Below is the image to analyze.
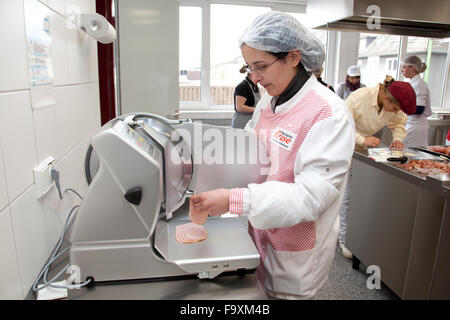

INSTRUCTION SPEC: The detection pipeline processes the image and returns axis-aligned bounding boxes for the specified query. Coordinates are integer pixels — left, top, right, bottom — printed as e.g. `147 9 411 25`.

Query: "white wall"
117 0 179 117
0 0 101 299
330 31 360 88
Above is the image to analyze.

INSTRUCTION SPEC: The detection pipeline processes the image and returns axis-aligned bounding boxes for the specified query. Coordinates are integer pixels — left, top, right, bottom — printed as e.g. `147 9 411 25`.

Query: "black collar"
271 64 310 112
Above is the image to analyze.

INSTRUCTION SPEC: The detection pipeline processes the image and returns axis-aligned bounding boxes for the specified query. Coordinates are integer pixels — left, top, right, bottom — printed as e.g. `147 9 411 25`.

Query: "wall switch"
33 156 56 199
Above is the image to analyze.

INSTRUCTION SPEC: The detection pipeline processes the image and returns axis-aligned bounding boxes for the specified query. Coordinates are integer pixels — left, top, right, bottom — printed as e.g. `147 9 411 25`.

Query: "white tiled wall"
0 92 38 201
10 187 49 296
0 0 101 299
0 0 29 92
0 143 9 212
0 208 23 299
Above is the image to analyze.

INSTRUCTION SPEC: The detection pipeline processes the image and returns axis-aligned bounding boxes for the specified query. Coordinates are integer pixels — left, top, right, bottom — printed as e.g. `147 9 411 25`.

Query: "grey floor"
314 244 399 300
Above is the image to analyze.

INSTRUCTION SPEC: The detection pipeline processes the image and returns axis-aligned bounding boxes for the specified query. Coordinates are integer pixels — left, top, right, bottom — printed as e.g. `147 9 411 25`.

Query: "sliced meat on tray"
428 146 450 155
176 223 208 244
397 159 450 175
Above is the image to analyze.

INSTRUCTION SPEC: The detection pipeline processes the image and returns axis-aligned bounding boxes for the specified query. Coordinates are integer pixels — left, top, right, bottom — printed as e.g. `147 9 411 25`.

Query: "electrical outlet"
33 156 56 199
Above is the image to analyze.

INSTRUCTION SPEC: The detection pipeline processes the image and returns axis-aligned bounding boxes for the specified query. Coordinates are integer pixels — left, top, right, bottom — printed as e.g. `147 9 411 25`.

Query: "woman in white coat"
401 55 431 147
189 12 355 300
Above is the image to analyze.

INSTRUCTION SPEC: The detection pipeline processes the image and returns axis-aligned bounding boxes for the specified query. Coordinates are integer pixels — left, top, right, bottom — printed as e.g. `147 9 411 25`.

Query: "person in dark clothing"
311 66 334 92
336 65 366 99
231 65 261 129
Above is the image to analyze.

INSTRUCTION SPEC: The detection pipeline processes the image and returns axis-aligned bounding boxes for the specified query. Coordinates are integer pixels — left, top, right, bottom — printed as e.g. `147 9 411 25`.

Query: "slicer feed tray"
154 217 259 273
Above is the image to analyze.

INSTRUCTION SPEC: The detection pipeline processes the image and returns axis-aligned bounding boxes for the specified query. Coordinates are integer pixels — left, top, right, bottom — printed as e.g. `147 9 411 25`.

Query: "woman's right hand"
189 189 230 225
363 136 380 148
189 197 208 225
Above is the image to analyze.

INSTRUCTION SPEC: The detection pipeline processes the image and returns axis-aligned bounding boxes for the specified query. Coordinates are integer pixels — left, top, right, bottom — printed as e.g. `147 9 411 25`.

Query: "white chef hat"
347 65 361 77
238 11 325 71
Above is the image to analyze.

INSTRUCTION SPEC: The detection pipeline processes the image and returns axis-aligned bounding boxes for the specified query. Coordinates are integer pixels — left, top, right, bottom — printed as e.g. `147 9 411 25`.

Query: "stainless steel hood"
307 0 450 38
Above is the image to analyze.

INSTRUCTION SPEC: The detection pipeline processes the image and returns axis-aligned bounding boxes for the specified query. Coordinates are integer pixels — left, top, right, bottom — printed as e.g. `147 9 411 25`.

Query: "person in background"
232 66 261 128
311 66 334 92
189 11 355 300
336 65 366 100
338 75 416 259
401 55 432 147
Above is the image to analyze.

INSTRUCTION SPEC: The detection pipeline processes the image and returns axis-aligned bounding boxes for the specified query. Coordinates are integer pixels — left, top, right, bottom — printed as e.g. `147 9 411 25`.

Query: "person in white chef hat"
336 65 366 100
189 11 355 300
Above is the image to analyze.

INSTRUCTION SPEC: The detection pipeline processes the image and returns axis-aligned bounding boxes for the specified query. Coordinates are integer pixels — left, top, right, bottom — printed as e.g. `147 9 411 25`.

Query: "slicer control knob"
124 187 142 205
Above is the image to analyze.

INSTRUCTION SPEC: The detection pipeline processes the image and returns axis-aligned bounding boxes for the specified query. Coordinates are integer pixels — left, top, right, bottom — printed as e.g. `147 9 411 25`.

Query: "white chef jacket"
403 74 431 147
228 75 355 299
345 84 408 147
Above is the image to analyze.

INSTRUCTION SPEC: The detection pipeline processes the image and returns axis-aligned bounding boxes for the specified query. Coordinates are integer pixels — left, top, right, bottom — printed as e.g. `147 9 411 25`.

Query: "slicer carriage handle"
185 190 195 197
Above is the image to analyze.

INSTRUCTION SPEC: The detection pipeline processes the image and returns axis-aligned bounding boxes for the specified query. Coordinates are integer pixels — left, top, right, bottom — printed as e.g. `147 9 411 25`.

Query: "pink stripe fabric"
229 188 245 216
248 89 333 283
256 90 333 183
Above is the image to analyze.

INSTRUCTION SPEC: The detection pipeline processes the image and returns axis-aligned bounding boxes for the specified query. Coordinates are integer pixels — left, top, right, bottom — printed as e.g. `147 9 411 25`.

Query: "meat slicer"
69 113 269 283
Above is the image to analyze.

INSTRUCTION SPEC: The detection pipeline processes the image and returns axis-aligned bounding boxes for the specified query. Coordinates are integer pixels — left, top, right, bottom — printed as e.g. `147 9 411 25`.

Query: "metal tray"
154 217 259 277
368 147 441 162
413 146 450 160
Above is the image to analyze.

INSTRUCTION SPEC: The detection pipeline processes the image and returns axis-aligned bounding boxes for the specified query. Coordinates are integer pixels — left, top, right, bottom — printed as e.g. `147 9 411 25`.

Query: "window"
289 13 328 76
358 33 450 108
385 58 397 73
358 33 401 87
179 2 329 109
210 4 270 105
405 37 450 108
179 6 202 102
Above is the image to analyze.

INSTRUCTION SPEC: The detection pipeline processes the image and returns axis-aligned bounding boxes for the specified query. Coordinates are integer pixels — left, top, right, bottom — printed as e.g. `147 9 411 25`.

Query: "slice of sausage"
176 223 208 244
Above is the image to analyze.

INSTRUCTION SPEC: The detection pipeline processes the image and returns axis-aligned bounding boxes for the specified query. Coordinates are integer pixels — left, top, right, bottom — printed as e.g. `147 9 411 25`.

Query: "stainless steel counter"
346 150 450 299
428 117 450 145
356 149 450 195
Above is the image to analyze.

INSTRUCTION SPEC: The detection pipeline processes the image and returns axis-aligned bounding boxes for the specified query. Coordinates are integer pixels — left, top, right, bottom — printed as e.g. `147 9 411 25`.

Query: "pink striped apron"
250 90 333 285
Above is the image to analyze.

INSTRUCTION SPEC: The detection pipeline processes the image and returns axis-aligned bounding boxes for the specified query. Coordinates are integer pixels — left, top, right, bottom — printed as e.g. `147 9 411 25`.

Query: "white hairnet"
238 11 325 70
401 55 427 73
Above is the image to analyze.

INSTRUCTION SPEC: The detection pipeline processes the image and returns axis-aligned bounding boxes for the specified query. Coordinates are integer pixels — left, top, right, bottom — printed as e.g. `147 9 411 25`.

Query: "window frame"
179 2 450 111
179 1 211 110
362 34 450 109
385 57 397 73
400 36 450 109
178 0 317 111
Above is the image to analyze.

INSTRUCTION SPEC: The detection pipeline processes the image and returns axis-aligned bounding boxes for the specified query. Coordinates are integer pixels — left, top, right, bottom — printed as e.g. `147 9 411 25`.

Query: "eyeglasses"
245 57 281 75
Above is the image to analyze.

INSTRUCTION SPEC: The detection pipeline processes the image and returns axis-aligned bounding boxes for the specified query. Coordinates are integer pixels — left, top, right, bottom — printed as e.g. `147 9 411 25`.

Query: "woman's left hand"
189 189 230 219
389 140 404 150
